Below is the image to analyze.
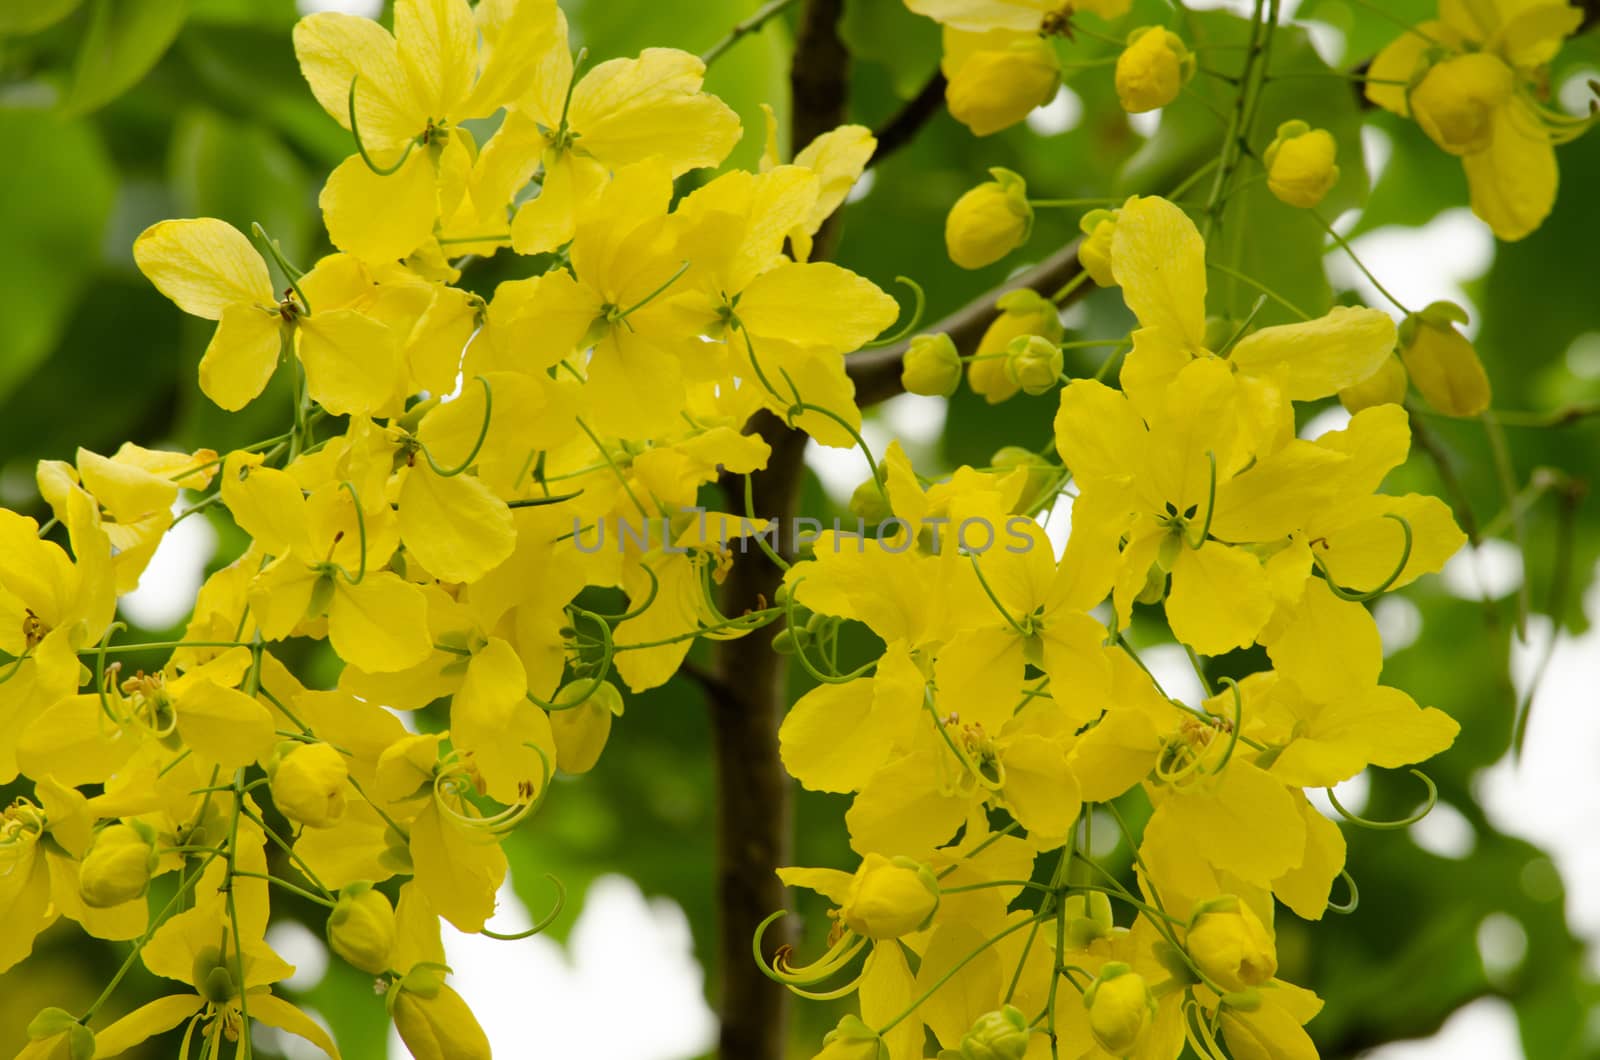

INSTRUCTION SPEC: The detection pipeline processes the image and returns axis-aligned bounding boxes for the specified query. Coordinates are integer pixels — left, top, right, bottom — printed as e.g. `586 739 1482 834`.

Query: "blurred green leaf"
0 109 115 405
61 0 189 115
841 0 940 99
169 107 313 263
0 0 85 36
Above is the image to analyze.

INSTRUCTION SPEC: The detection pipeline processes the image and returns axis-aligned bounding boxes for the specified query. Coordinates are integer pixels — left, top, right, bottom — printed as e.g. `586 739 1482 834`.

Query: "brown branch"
847 237 1086 408
707 4 851 1059
869 70 947 167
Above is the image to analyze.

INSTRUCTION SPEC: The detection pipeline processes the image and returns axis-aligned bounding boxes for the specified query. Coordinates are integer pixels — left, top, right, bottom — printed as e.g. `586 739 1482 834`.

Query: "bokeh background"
2 0 1599 1056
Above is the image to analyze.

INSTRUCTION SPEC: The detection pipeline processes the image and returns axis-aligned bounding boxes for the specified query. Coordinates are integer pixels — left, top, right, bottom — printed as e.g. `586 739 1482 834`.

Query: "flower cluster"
0 0 1588 1058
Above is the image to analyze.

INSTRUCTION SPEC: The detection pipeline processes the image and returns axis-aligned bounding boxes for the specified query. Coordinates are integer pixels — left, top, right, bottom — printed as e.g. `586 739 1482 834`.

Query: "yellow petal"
1168 542 1272 655
133 218 274 319
1110 195 1207 352
1264 576 1382 701
570 48 740 174
1318 493 1465 592
847 750 969 856
16 694 138 787
176 680 277 769
451 639 554 805
298 308 402 416
999 733 1080 841
1208 440 1347 543
1273 793 1348 920
199 302 284 411
320 150 439 263
328 572 433 673
737 261 900 353
1228 306 1397 401
1154 761 1306 883
293 12 420 145
395 0 475 119
249 993 343 1059
398 468 515 584
410 799 505 932
221 452 309 559
1463 97 1558 241
93 995 206 1059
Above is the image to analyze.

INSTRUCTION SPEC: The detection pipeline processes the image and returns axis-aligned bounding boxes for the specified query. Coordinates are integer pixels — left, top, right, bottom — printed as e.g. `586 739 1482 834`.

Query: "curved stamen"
347 76 418 177
1316 512 1413 601
1326 768 1437 830
861 276 927 350
417 376 493 478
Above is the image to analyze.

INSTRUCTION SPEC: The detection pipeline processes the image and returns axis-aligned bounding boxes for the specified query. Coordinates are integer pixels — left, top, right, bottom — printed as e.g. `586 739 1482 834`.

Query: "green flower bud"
841 853 940 939
1004 334 1063 396
25 1008 95 1060
1084 962 1156 1055
192 945 238 1003
78 822 156 908
391 983 492 1060
269 741 349 828
958 1005 1029 1060
849 478 893 524
328 883 397 975
946 167 1033 270
970 289 1062 404
901 333 963 397
1063 891 1115 949
1187 895 1278 992
816 1014 889 1060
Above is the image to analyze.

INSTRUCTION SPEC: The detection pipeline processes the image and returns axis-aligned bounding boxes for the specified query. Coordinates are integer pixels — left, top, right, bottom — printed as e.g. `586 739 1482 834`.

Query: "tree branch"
869 70 947 168
847 237 1086 408
707 4 851 1059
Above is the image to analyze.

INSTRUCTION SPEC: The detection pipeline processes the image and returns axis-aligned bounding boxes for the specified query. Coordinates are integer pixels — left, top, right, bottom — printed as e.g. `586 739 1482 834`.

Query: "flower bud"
192 945 238 1003
24 1008 95 1060
269 741 349 828
1004 335 1063 396
1399 302 1490 417
1186 895 1278 992
391 983 492 1060
1077 209 1119 287
1063 890 1115 948
849 477 892 524
840 853 940 939
946 34 1060 137
1115 27 1192 113
1339 354 1408 413
946 168 1033 270
816 1015 888 1060
550 679 624 775
1409 52 1514 156
328 883 397 975
1084 962 1155 1055
971 289 1063 404
901 333 963 397
1264 120 1340 208
78 822 156 908
957 1005 1029 1060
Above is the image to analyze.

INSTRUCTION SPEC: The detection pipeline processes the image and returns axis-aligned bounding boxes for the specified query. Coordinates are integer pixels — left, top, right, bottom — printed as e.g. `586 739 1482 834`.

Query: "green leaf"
0 0 84 36
60 0 190 116
169 107 313 265
841 0 941 100
0 110 115 406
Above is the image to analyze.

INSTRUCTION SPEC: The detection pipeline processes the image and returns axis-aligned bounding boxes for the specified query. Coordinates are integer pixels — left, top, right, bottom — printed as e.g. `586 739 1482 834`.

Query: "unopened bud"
328 883 397 975
25 1008 95 1060
945 35 1060 137
390 983 492 1060
1187 895 1278 992
269 741 349 828
902 333 963 397
1084 962 1156 1055
1078 209 1119 287
1116 26 1192 113
549 679 624 775
816 1014 888 1060
1264 120 1340 208
1410 53 1514 156
79 822 156 908
840 853 939 939
1399 302 1490 417
971 289 1062 404
1005 335 1063 396
958 1004 1029 1060
946 168 1033 270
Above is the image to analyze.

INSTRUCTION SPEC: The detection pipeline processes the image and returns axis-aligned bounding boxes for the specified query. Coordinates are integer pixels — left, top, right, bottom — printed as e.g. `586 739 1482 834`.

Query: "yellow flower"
1084 962 1155 1054
902 333 964 397
20 1009 95 1060
955 1005 1030 1059
1187 895 1278 993
840 853 940 939
1264 120 1340 208
1399 301 1491 416
1115 26 1191 113
1367 0 1586 240
270 741 350 828
946 167 1033 269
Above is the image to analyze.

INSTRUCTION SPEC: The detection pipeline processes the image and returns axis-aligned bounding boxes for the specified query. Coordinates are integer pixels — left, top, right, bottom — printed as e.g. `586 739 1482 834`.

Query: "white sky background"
114 2 1588 1056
